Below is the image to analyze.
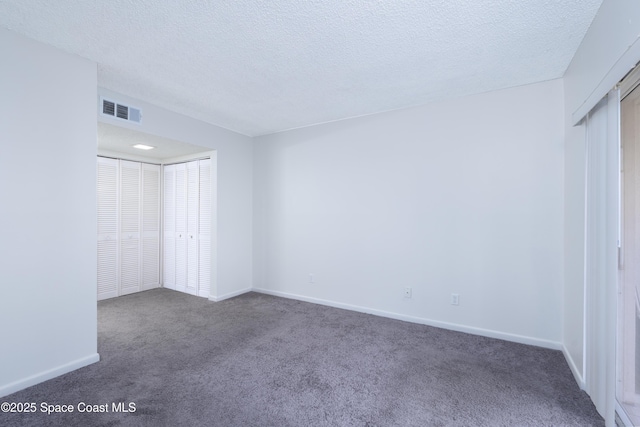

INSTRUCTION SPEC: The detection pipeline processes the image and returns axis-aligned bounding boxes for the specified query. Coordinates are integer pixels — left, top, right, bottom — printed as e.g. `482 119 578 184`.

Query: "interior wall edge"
563 344 586 390
565 1 640 125
162 150 216 165
571 35 640 125
251 287 563 351
208 287 252 302
97 150 162 165
0 353 100 398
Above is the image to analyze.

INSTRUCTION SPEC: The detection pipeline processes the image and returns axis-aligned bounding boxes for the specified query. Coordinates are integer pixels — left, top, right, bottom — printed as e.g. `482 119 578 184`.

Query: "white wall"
254 79 565 347
563 0 640 389
0 28 99 396
98 88 253 300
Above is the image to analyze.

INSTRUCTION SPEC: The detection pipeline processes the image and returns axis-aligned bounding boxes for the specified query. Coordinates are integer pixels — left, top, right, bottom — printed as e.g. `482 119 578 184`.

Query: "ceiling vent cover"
101 98 142 124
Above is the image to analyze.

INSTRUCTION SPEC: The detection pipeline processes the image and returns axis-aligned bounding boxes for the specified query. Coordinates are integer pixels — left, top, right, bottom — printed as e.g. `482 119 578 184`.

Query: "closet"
163 159 211 298
97 157 160 300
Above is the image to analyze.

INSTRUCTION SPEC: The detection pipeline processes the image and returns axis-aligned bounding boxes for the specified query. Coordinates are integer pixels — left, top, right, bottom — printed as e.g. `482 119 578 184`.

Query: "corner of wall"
562 344 586 390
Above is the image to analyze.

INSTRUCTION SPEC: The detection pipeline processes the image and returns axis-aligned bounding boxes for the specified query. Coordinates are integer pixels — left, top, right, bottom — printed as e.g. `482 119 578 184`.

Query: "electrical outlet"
451 293 459 305
308 273 314 284
404 287 412 298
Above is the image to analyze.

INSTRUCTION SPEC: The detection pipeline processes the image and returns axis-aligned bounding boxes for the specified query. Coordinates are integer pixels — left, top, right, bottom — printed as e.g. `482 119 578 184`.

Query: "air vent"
102 100 115 116
116 104 128 120
100 98 142 124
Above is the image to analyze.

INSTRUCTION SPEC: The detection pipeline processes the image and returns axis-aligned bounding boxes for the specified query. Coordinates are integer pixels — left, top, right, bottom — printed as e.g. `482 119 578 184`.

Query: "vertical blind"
584 89 619 426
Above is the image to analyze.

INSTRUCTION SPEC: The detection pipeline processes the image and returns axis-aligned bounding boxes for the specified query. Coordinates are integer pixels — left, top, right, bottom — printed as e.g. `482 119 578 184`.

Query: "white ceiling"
97 123 210 161
0 0 602 137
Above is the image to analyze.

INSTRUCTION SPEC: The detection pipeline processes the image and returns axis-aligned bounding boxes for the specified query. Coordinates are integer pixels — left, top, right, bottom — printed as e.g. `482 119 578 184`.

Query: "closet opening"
97 122 217 302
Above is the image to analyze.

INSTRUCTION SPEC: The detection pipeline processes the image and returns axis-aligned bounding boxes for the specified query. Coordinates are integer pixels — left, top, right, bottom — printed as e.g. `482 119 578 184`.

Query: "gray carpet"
1 289 603 426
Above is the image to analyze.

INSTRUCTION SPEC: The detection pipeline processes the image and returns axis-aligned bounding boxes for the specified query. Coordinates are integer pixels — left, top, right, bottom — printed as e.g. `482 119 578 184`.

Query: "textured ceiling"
0 0 602 136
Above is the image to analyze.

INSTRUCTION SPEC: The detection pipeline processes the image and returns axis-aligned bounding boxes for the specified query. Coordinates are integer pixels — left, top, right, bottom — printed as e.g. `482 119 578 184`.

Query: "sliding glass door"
619 82 640 426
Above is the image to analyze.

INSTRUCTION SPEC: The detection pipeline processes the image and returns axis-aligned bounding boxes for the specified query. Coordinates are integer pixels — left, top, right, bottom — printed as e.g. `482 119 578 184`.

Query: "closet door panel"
97 239 118 299
120 239 140 296
198 159 211 298
142 163 160 290
174 163 187 293
163 165 176 290
186 161 199 295
97 157 119 300
119 160 141 295
162 158 213 299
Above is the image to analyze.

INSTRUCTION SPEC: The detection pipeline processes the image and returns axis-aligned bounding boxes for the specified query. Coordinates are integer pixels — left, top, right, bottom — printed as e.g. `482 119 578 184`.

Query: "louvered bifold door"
141 163 160 291
119 160 141 296
174 163 188 293
186 161 199 295
163 164 176 290
97 157 119 300
198 159 212 298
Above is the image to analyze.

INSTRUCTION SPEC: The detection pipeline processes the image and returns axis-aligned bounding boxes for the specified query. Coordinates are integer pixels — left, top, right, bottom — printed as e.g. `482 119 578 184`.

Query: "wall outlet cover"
451 293 460 305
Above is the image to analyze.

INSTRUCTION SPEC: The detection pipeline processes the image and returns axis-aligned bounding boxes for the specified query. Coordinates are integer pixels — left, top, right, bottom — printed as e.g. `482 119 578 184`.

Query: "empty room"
0 1 638 426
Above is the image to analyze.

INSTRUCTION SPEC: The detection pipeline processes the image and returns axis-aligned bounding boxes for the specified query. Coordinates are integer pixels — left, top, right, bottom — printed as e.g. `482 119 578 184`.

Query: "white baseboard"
209 287 252 302
0 353 100 398
251 288 563 350
562 345 586 390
